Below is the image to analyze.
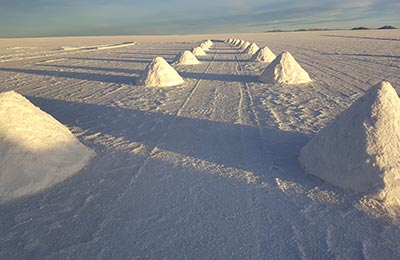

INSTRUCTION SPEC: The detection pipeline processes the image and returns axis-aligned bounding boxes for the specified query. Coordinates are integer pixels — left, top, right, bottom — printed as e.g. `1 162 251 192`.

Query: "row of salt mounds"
300 81 400 207
136 57 185 87
200 42 209 51
244 42 260 55
240 41 251 51
251 47 276 62
0 91 95 201
174 50 200 65
192 46 207 56
201 40 213 50
259 51 312 84
237 40 245 47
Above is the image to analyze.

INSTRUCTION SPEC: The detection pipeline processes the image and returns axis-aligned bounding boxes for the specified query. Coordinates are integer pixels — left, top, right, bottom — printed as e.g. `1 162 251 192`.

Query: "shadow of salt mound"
321 52 400 59
213 51 242 55
198 58 249 63
179 71 259 83
39 64 143 75
69 57 153 64
27 96 310 184
0 67 138 85
210 39 225 43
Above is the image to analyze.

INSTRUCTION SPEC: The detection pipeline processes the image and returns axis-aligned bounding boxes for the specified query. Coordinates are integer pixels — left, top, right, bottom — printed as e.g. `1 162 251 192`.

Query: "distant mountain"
378 25 397 30
351 27 370 30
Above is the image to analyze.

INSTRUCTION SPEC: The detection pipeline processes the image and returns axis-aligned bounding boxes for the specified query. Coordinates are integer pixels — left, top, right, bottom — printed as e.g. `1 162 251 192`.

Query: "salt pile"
251 47 276 62
300 81 400 206
200 42 209 51
244 42 260 55
237 40 245 47
174 50 200 65
239 41 250 52
240 41 251 51
136 56 185 87
192 46 207 56
259 51 312 84
0 91 95 201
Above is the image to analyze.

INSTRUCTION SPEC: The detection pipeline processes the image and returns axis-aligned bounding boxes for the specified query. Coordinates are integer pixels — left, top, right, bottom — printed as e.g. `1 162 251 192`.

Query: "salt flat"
1 30 400 259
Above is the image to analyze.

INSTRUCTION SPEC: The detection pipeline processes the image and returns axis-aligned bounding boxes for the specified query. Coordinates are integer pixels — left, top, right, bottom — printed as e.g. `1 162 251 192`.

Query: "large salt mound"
259 51 312 84
244 42 260 55
251 47 276 62
192 46 207 56
0 91 95 201
136 57 185 87
174 50 200 65
299 81 400 206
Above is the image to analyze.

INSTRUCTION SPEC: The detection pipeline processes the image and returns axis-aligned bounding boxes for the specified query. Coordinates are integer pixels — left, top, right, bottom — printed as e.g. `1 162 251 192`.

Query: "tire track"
117 47 219 200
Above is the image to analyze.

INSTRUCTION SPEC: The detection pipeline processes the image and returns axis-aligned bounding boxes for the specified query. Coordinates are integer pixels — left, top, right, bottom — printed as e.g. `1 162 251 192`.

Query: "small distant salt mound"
240 41 251 51
200 42 209 51
174 50 200 65
300 81 400 206
237 40 245 47
244 42 260 55
227 38 233 44
0 91 95 201
136 57 185 87
259 51 312 84
192 46 207 56
206 40 213 46
251 47 276 62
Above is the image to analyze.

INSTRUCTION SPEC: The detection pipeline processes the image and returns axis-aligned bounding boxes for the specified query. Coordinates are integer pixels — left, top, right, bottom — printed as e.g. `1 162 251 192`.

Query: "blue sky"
1 0 399 37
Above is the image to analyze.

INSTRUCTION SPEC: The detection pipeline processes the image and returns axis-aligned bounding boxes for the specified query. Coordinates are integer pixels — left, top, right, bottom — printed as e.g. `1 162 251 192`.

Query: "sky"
0 0 400 37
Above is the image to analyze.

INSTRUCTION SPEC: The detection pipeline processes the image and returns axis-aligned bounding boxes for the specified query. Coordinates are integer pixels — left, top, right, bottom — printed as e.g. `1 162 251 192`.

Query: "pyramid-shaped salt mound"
259 51 312 84
192 46 207 56
299 81 400 205
237 40 245 47
136 57 185 87
200 42 209 51
174 50 200 65
244 42 260 55
206 40 213 46
240 41 251 51
251 47 276 62
0 91 95 201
